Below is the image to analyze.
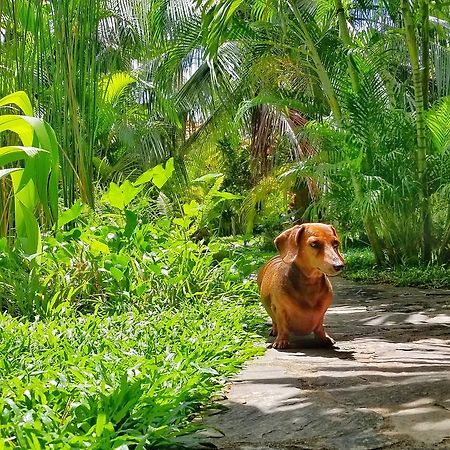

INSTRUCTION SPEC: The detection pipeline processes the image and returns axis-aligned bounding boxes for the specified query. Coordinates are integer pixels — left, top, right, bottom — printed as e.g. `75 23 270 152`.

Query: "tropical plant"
0 91 59 256
186 0 450 264
0 0 190 207
2 0 450 264
0 157 266 447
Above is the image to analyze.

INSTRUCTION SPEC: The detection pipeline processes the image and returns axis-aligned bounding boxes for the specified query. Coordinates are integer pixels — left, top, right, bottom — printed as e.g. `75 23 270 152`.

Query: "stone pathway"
194 278 450 450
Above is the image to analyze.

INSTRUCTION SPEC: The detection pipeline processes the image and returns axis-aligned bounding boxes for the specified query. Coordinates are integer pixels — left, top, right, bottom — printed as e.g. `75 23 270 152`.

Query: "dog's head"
274 223 345 276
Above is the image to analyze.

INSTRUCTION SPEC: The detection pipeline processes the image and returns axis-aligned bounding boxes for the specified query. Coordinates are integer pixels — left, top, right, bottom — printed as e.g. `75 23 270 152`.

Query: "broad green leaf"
152 158 174 188
110 267 124 283
192 173 223 182
183 200 201 217
134 158 174 188
89 240 110 256
0 106 60 248
102 182 125 210
0 115 33 146
16 200 42 259
133 168 154 186
0 167 21 179
173 217 191 229
11 173 38 211
212 191 243 200
121 181 142 207
58 200 83 228
10 172 38 252
124 209 138 237
102 181 142 210
0 91 33 116
95 412 107 437
0 146 44 166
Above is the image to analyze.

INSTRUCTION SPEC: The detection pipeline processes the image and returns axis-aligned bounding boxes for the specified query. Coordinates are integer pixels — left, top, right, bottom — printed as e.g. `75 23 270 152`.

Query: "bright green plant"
343 247 450 289
0 158 247 318
0 297 263 448
0 158 266 447
0 91 59 256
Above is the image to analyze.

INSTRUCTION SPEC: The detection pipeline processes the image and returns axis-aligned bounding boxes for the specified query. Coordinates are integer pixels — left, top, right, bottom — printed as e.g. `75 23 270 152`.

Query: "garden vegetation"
1 0 450 448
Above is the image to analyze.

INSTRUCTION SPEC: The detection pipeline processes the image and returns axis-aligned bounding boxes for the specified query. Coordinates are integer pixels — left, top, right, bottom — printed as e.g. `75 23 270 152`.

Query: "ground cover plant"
343 247 450 289
0 168 265 448
0 298 262 449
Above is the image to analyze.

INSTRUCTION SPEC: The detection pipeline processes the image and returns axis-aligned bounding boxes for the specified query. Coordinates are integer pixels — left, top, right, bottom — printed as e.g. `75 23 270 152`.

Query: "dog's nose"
333 264 344 272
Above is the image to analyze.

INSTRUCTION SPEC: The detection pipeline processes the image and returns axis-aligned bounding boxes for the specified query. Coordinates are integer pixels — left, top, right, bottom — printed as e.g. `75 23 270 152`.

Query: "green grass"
0 202 267 448
0 298 264 449
343 247 450 289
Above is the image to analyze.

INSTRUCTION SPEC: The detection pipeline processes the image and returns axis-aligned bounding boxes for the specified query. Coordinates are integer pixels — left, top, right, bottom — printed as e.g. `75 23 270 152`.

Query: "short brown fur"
257 223 345 349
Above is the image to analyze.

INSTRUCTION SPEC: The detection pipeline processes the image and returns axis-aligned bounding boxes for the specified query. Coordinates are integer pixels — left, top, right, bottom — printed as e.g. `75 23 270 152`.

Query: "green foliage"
0 185 265 447
0 301 262 449
0 91 59 256
180 0 450 264
2 0 450 266
343 247 450 289
0 161 266 447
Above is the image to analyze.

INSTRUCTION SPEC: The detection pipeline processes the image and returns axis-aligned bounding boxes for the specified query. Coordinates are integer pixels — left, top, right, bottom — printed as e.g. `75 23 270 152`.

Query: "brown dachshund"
257 223 345 349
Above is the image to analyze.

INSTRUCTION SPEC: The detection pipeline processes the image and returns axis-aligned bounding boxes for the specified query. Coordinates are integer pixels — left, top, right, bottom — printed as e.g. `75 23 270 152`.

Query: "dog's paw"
314 330 336 347
269 327 278 337
272 338 289 349
319 335 336 347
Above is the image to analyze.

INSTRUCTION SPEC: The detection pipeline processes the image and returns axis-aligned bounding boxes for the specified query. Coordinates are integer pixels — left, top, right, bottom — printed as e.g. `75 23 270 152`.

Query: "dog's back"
257 255 283 294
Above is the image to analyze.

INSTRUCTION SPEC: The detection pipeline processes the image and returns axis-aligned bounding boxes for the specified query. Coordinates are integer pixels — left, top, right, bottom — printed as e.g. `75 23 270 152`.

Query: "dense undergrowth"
343 248 450 289
0 182 266 449
1 167 448 448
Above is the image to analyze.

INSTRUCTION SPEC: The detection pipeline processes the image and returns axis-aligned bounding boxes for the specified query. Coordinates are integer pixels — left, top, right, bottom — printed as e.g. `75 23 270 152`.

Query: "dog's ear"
330 225 337 237
274 225 305 264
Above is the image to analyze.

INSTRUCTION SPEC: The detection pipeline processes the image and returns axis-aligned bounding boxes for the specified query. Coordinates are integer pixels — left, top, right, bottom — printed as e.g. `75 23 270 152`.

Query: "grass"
343 247 450 289
0 197 267 449
0 297 264 449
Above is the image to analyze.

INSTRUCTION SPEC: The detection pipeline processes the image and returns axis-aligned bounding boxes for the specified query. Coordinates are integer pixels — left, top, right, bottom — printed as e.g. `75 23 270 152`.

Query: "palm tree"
186 0 450 263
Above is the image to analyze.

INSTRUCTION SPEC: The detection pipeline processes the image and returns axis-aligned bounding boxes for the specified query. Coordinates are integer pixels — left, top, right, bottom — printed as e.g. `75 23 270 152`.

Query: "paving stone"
198 279 450 450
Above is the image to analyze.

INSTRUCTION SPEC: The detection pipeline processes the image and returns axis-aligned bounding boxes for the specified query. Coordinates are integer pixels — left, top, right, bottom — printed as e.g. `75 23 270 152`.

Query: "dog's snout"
333 264 344 272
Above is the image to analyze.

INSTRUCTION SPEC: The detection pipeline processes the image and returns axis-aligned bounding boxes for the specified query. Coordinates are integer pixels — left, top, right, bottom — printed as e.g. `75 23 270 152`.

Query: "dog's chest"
283 273 331 307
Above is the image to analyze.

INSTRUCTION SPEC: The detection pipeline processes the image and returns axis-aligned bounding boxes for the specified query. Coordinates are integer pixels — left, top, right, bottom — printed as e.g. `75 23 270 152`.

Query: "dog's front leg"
271 303 289 349
313 322 335 347
261 296 278 336
269 323 278 336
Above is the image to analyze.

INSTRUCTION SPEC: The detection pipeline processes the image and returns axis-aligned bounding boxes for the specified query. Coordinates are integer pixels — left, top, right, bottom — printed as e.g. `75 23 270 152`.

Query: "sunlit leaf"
58 200 83 228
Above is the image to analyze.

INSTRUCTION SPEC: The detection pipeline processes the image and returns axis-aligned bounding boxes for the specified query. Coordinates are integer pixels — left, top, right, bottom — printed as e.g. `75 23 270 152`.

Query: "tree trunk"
439 204 450 262
421 0 430 110
335 0 359 92
401 0 432 262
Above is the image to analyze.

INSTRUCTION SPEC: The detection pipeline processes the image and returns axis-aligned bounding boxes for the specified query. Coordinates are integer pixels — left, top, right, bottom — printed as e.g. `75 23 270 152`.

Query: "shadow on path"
188 279 450 450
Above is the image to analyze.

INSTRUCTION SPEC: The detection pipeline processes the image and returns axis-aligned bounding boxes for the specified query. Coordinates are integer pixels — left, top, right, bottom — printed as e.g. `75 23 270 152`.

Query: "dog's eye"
310 241 320 248
333 241 340 248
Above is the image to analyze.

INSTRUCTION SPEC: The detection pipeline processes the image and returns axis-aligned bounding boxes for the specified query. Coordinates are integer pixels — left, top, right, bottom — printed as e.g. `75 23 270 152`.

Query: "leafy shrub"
0 168 266 448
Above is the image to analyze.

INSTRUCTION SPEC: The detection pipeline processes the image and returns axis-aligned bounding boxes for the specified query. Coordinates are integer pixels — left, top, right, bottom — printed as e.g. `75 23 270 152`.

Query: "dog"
257 223 345 349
